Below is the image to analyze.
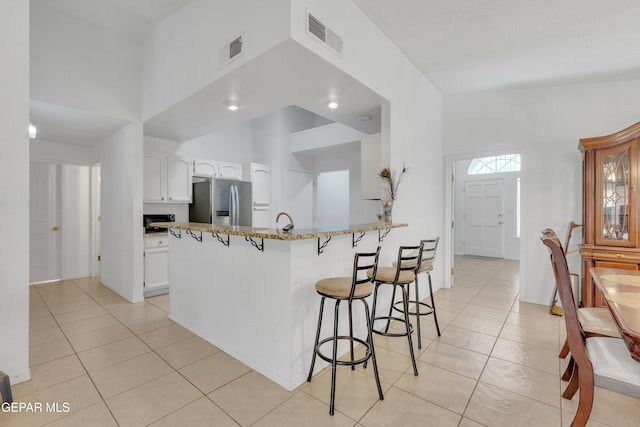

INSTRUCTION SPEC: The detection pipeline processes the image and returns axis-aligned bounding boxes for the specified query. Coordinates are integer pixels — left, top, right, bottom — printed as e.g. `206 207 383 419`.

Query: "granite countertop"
151 221 408 241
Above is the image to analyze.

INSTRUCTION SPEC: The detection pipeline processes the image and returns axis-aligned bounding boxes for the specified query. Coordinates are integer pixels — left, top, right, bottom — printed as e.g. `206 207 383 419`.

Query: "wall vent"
219 35 243 67
307 13 342 55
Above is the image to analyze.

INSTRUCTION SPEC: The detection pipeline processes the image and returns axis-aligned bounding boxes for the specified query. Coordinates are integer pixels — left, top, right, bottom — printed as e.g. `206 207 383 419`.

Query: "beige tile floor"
4 256 640 426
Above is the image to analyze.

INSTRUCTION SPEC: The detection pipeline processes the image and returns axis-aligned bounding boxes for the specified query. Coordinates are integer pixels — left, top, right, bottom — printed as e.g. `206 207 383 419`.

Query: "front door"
30 162 59 282
463 179 504 258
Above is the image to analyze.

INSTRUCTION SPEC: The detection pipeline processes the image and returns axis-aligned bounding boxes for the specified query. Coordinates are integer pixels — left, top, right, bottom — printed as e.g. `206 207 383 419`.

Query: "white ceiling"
34 0 193 42
30 0 640 145
353 0 640 93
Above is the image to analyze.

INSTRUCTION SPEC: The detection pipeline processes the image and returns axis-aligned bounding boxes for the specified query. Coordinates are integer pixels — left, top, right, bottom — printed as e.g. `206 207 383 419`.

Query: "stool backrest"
350 246 381 300
393 243 424 283
419 237 439 272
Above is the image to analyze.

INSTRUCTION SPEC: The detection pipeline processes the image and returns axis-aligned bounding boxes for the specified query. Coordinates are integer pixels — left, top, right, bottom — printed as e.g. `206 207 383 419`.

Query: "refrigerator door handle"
230 184 239 226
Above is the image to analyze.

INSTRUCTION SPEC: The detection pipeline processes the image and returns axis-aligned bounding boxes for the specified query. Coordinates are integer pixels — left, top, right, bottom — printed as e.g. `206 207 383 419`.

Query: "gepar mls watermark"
1 401 70 413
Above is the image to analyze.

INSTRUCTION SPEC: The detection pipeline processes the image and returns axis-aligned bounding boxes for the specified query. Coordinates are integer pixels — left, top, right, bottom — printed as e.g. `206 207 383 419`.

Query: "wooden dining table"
590 267 640 362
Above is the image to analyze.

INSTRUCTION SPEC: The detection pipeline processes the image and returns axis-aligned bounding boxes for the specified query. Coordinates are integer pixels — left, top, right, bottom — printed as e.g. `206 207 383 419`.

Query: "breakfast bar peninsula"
153 221 407 390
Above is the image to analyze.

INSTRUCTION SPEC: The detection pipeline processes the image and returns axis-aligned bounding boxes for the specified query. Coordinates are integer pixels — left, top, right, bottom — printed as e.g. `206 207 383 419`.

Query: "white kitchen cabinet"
144 153 192 203
360 133 382 200
193 159 218 177
167 156 192 202
143 153 167 202
144 235 169 297
218 162 242 179
244 162 271 227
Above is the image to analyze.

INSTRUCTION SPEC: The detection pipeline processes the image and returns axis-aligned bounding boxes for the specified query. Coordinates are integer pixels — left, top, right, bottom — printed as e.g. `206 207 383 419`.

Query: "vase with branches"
379 164 408 223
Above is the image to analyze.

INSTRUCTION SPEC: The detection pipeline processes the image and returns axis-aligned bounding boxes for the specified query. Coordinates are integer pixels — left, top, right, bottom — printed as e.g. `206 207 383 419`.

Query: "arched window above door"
468 154 521 175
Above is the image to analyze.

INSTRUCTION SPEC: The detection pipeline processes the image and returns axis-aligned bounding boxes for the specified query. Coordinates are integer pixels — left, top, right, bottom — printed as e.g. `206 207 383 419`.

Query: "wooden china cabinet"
580 121 640 307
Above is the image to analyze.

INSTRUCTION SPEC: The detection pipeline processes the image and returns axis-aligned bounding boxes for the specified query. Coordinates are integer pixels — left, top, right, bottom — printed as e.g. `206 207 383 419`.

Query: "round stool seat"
368 267 416 284
315 277 373 299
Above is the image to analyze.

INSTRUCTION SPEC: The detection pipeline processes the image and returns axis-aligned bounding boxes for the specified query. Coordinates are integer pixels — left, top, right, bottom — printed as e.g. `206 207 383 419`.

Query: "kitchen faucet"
276 212 294 232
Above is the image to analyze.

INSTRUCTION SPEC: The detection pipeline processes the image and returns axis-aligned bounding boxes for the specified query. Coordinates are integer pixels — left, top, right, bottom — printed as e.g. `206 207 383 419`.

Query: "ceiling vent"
219 35 243 67
307 13 342 55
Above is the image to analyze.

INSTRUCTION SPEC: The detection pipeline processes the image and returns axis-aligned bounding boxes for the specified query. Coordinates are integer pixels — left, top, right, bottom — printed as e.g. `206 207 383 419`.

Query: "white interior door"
30 162 59 282
463 179 504 258
284 169 313 229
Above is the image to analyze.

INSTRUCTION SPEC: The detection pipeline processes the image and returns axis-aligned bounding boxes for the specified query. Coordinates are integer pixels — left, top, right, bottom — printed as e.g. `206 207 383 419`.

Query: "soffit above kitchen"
143 39 385 142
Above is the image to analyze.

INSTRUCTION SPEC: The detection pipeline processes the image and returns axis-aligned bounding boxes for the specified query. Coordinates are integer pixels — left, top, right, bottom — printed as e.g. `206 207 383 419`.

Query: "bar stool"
307 247 383 415
369 244 423 376
390 237 441 348
0 370 12 403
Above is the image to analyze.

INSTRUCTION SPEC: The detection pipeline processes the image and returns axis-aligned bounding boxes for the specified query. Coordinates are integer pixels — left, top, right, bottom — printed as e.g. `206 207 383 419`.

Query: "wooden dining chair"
541 232 640 427
542 229 621 386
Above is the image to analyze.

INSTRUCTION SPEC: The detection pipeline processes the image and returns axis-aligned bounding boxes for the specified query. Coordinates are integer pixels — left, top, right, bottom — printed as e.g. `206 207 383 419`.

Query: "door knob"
498 222 504 225
52 226 59 231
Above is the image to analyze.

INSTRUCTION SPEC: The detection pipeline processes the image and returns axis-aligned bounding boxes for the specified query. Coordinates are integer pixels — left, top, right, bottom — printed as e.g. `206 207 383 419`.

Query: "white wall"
252 107 317 225
313 144 380 224
0 0 30 384
61 165 91 279
144 123 253 163
142 0 291 119
98 123 144 303
291 0 444 275
30 139 97 166
30 2 141 120
444 79 640 304
316 170 349 227
454 159 520 260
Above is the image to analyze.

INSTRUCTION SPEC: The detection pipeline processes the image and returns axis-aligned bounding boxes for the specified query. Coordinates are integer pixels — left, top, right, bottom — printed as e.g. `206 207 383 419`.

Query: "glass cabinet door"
595 141 636 246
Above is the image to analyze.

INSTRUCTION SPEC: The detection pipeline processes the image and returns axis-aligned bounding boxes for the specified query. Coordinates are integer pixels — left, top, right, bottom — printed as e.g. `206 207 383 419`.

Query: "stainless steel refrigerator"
189 178 252 226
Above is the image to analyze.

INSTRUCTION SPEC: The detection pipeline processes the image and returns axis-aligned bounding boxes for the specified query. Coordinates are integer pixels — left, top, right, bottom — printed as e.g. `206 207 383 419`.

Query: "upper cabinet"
580 122 640 306
166 156 192 202
143 153 166 202
594 141 637 247
144 153 192 203
193 159 218 178
219 162 242 179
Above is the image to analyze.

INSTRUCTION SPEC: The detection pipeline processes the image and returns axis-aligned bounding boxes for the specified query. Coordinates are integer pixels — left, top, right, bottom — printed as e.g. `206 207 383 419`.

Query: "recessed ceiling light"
223 100 241 111
326 99 339 109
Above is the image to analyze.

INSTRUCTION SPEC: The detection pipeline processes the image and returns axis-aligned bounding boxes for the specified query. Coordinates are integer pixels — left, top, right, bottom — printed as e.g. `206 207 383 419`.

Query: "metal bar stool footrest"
392 300 435 316
315 336 372 367
372 315 414 337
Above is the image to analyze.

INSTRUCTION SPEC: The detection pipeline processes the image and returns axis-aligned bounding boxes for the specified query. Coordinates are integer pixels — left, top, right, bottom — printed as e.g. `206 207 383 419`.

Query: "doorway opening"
29 161 99 283
446 153 522 289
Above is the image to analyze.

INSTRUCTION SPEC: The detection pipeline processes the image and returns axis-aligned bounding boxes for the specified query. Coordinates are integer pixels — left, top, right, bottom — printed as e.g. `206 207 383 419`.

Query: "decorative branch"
379 163 408 201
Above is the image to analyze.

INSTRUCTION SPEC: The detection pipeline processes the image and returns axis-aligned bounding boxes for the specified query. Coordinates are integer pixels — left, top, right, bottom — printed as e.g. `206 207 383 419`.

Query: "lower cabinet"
581 245 640 307
144 235 169 297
